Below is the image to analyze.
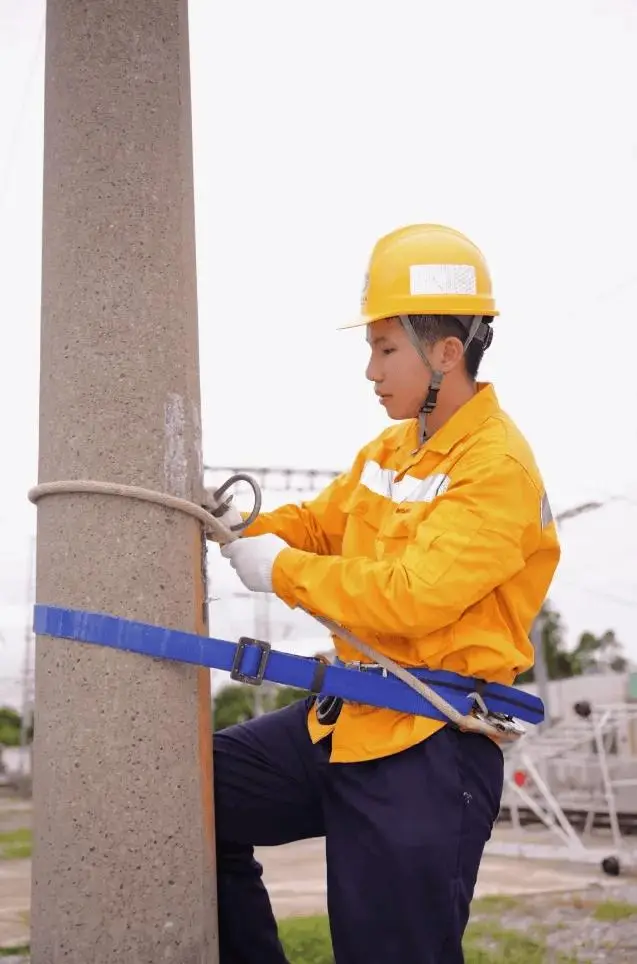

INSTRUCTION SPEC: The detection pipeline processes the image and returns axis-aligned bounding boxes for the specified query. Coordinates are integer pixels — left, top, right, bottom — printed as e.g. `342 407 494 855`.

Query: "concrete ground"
1 788 631 951
0 798 31 949
0 858 29 949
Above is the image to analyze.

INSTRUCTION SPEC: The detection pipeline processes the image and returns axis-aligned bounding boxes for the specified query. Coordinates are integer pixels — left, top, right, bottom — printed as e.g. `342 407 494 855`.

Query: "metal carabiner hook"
209 473 263 532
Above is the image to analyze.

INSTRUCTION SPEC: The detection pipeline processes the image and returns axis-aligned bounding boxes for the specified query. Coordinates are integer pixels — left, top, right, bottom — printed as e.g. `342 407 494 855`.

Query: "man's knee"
217 840 263 878
212 700 325 849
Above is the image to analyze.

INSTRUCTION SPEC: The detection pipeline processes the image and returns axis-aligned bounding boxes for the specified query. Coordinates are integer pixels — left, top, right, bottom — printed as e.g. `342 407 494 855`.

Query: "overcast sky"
1 0 637 709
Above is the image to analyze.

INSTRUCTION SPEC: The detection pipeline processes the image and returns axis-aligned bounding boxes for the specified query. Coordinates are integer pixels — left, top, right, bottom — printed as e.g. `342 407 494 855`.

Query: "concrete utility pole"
32 3 217 962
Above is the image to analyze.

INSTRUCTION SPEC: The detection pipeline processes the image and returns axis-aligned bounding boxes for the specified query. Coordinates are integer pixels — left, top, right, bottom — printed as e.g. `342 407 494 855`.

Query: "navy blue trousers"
213 699 503 964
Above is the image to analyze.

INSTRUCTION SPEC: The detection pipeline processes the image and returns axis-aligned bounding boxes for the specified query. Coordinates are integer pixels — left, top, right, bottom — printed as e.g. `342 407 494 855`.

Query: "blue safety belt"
33 605 544 726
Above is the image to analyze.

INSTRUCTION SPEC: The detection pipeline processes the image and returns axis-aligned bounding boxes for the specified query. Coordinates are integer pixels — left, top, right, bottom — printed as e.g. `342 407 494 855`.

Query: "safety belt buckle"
465 695 526 744
230 637 271 685
359 661 388 678
345 660 388 678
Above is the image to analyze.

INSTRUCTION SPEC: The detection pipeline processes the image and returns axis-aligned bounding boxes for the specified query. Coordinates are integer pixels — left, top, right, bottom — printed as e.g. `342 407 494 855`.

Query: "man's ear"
439 336 465 372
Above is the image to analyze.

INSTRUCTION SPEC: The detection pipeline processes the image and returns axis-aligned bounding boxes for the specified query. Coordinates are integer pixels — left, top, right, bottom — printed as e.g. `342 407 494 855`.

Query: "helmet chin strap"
399 315 487 445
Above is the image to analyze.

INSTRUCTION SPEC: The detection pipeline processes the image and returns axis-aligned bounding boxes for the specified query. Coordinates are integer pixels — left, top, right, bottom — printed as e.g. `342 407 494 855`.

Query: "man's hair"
408 314 488 380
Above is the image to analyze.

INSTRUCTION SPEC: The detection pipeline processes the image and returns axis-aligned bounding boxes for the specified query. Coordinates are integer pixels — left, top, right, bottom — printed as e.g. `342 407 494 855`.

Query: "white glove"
203 488 244 542
220 534 288 593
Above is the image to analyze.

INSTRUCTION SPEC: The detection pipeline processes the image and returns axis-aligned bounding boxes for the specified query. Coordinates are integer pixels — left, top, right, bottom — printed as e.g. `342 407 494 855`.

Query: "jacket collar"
397 382 501 456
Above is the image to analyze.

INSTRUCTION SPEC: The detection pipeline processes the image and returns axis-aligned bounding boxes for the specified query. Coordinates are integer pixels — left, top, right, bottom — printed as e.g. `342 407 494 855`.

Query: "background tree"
273 686 307 710
212 685 257 731
212 683 308 730
518 601 628 684
570 629 627 675
0 707 23 747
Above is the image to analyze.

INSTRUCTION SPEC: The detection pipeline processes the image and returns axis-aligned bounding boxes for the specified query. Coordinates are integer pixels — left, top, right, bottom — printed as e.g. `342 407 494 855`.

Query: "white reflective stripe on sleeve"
360 460 451 504
541 491 554 528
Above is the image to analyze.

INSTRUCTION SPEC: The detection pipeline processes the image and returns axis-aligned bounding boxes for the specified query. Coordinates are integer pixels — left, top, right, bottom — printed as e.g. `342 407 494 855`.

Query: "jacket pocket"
340 489 392 558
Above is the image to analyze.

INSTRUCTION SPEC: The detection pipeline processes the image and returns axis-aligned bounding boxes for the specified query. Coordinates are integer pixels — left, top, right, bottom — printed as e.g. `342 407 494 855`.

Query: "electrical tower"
204 464 342 496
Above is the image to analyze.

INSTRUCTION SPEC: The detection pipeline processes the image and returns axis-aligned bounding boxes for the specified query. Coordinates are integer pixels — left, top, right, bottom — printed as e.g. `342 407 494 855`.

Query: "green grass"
593 899 637 922
278 913 580 964
464 920 544 962
463 920 580 964
0 915 585 964
279 915 332 964
471 894 522 914
0 828 32 860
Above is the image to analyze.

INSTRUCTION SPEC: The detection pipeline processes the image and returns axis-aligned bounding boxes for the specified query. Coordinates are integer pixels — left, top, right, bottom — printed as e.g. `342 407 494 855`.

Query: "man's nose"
366 356 381 383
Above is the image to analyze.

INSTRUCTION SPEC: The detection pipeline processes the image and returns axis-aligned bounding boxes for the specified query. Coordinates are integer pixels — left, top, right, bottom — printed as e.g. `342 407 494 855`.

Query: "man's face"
365 317 432 420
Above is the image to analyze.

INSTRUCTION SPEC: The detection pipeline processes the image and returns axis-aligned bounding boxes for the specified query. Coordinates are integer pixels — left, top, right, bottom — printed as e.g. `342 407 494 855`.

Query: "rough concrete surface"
32 1 216 961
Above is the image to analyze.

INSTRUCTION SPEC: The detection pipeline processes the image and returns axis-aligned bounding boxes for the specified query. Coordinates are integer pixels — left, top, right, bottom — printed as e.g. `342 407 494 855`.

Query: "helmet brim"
338 307 499 331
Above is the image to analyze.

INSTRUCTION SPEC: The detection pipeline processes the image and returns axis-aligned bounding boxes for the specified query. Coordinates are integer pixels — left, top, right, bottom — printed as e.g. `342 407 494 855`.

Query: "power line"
554 492 637 522
556 579 637 610
204 464 341 494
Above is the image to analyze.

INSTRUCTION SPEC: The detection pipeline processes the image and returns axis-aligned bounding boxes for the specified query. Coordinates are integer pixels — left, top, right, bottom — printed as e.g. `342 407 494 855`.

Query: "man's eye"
382 348 396 356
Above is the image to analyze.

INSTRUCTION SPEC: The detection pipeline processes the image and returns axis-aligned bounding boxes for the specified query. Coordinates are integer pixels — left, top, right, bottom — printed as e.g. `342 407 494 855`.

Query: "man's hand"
203 488 244 542
221 534 288 593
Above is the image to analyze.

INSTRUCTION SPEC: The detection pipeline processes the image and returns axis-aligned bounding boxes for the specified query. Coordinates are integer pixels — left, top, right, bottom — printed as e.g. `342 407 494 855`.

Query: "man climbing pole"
208 223 561 964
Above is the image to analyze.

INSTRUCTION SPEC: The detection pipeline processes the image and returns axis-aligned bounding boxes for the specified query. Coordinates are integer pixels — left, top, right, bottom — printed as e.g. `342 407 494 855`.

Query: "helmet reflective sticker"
409 264 477 297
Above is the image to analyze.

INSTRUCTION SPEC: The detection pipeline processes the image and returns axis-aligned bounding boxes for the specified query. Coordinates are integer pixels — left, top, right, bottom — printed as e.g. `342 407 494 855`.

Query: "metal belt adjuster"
348 660 388 678
314 659 389 726
230 636 271 685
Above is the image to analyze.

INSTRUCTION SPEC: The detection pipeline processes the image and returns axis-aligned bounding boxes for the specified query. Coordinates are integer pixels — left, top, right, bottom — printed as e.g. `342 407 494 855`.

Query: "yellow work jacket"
245 383 560 762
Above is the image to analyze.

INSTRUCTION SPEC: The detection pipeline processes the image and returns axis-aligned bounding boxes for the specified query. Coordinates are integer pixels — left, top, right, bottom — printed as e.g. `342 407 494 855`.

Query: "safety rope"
29 479 233 538
28 475 526 744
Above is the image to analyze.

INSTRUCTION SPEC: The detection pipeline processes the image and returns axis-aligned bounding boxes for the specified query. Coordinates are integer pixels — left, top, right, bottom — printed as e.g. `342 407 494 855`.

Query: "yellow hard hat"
342 223 498 329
